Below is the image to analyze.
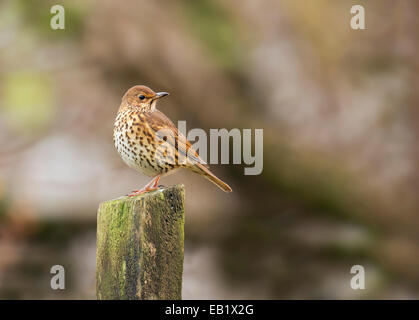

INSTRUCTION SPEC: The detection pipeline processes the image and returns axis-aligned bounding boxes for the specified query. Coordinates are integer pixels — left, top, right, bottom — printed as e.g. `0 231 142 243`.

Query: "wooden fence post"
96 184 185 300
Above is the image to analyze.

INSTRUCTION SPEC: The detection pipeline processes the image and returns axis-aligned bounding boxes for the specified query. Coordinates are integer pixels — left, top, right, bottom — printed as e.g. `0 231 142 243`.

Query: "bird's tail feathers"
192 163 232 193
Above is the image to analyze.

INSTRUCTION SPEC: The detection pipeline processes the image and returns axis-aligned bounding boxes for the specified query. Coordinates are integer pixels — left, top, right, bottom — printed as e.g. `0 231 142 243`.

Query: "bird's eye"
138 94 145 100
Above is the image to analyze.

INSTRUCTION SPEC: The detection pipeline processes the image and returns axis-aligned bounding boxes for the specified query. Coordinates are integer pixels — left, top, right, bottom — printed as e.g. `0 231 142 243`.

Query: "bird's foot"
127 175 161 197
127 189 144 197
127 186 159 197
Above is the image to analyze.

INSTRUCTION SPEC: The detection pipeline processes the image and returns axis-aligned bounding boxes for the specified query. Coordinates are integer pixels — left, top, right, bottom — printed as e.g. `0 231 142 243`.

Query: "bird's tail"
192 163 232 193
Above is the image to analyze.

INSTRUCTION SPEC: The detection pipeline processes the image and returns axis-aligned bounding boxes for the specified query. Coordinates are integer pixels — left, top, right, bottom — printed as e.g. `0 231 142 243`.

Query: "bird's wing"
144 110 209 168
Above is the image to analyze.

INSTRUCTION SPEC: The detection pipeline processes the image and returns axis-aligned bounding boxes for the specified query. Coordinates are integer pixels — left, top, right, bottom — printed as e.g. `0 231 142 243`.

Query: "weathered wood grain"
96 185 185 300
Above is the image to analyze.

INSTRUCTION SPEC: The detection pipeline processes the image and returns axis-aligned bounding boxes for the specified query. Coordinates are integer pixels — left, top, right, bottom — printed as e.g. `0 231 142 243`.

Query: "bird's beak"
155 92 169 100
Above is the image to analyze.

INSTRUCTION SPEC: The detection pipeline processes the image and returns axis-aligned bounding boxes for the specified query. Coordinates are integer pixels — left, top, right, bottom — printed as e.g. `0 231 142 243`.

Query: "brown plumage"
113 85 232 196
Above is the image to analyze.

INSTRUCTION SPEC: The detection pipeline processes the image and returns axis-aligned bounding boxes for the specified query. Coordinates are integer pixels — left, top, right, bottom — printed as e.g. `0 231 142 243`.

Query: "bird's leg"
127 175 161 197
150 175 160 188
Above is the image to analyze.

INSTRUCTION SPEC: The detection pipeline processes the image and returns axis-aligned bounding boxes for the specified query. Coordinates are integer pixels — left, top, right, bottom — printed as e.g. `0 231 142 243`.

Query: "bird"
113 85 232 196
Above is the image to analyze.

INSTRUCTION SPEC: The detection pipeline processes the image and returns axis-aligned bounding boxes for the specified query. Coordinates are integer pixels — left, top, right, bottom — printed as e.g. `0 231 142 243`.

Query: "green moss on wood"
96 185 185 300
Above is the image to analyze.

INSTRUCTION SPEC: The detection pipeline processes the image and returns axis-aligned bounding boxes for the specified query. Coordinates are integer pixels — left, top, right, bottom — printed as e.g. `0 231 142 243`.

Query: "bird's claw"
126 186 159 197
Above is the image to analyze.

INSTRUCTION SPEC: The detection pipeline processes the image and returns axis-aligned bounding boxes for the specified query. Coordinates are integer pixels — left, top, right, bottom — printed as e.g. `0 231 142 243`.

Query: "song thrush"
114 85 232 196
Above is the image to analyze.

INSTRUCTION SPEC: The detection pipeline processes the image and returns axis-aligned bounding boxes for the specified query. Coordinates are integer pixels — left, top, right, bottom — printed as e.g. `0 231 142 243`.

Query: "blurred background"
0 0 418 299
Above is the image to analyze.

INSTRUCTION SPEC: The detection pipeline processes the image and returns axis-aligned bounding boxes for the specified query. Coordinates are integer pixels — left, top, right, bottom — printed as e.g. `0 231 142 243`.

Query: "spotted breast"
113 109 163 177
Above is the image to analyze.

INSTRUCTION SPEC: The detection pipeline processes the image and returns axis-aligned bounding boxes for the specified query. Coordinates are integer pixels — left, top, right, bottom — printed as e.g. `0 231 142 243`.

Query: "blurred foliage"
181 0 243 72
1 72 54 133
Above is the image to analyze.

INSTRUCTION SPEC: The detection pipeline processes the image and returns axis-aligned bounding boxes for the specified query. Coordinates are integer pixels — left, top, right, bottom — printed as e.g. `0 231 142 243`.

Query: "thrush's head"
122 85 169 112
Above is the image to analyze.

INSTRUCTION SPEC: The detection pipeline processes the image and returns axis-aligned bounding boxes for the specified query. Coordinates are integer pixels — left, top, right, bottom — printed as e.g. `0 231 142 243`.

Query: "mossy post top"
96 185 185 300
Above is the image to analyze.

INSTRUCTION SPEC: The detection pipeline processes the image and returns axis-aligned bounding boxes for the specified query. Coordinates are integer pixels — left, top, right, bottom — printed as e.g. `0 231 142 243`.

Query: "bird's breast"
113 110 174 176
